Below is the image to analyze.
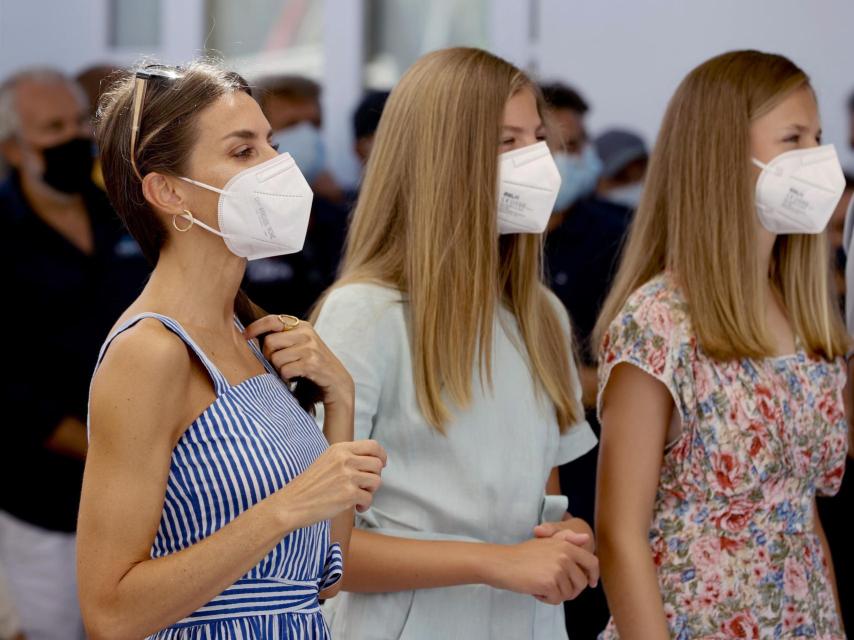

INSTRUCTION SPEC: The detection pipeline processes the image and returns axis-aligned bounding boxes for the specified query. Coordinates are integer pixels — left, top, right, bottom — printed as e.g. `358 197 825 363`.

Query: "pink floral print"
597 274 847 639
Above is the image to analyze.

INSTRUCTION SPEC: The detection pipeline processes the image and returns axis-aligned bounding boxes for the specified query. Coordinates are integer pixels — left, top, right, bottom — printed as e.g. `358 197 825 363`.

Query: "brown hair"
314 47 582 432
96 60 323 407
96 61 249 265
595 50 848 360
97 62 263 317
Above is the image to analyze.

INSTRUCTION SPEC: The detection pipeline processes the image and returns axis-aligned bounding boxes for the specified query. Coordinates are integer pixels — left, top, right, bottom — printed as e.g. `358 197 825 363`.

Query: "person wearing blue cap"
593 129 648 211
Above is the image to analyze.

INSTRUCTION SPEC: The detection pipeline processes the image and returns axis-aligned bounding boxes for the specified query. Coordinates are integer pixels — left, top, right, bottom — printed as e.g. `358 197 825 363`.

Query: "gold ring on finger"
277 314 300 331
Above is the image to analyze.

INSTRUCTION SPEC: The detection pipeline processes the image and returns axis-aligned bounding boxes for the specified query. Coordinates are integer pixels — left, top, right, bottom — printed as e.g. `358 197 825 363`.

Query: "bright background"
1 0 851 187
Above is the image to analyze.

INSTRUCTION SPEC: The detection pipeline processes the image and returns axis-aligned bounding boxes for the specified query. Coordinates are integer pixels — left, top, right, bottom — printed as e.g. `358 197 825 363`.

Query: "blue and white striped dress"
92 313 343 639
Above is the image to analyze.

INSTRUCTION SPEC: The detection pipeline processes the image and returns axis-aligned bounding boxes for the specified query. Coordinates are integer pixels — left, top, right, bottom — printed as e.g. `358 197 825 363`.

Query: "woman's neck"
142 244 246 334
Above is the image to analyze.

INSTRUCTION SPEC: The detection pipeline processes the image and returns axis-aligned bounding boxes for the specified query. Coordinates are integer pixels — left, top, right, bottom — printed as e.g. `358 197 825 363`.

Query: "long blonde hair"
595 50 848 361
314 47 582 432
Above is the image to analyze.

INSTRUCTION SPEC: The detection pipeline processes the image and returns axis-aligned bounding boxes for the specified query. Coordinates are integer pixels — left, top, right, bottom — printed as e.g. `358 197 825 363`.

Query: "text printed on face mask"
253 195 277 240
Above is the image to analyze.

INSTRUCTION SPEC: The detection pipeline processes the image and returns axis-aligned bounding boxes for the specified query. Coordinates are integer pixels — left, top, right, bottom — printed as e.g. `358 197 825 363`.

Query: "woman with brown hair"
293 47 600 639
595 50 848 638
76 61 386 639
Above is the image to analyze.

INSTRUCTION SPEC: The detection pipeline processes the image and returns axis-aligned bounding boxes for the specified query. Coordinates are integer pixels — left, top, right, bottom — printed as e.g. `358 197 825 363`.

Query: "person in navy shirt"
0 67 149 640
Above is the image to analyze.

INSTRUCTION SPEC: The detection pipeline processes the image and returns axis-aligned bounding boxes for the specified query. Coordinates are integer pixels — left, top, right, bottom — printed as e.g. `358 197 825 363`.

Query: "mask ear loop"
173 209 195 232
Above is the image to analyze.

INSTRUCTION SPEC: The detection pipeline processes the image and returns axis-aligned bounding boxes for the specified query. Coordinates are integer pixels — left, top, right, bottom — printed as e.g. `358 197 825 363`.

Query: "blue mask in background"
605 181 644 209
552 145 603 212
271 121 326 184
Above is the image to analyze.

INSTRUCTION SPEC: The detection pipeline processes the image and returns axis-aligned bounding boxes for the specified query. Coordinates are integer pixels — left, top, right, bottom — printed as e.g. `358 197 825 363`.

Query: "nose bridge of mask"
754 146 842 190
753 144 838 171
505 140 552 167
179 152 296 192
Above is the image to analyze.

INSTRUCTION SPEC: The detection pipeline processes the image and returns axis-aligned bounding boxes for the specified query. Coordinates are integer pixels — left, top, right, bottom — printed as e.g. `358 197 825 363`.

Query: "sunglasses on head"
129 64 182 181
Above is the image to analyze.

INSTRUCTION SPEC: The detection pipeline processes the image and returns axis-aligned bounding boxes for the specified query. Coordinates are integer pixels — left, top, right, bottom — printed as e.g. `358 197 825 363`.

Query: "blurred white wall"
1 0 852 177
533 0 854 170
0 0 204 79
0 1 106 79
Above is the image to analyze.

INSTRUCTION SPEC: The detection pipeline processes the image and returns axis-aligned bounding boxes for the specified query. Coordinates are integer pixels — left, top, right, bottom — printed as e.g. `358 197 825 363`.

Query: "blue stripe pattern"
94 313 342 639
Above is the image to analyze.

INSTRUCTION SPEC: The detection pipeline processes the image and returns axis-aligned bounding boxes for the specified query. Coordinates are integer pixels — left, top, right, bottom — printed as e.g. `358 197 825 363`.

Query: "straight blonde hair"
594 50 848 361
313 47 582 432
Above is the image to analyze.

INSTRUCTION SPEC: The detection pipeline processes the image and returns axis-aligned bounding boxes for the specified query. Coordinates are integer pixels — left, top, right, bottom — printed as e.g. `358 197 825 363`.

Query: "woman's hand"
279 440 387 524
485 532 599 604
244 316 355 412
534 516 596 554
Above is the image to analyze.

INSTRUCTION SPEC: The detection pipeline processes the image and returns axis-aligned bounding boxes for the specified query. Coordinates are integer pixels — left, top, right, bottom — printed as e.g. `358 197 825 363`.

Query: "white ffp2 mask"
178 153 313 260
752 144 845 235
497 141 561 234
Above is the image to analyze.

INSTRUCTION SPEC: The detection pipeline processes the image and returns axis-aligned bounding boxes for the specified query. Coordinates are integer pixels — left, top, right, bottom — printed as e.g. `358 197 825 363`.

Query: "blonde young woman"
307 47 598 638
595 51 849 639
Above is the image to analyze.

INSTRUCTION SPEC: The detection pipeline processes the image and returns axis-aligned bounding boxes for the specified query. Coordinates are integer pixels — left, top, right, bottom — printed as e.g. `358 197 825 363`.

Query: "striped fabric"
93 313 342 639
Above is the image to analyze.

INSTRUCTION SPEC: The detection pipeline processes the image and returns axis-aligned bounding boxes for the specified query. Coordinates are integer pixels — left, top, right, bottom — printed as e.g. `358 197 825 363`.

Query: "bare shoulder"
94 318 192 387
89 319 192 441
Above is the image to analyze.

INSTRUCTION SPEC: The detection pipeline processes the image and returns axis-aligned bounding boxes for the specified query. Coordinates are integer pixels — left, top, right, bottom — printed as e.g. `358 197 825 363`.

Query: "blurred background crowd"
0 1 852 639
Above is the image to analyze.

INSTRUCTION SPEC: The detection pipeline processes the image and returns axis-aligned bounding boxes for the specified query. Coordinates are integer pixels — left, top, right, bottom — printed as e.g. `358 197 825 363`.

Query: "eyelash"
501 136 546 145
783 135 822 144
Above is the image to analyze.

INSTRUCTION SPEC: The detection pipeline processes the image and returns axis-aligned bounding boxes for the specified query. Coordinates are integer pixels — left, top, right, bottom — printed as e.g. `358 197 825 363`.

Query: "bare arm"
340 465 598 603
320 401 356 600
580 364 599 409
78 322 382 639
596 363 672 640
340 527 595 604
341 530 497 592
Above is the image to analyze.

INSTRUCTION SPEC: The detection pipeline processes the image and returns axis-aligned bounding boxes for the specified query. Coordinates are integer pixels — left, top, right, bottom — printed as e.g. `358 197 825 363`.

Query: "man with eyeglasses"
0 67 149 640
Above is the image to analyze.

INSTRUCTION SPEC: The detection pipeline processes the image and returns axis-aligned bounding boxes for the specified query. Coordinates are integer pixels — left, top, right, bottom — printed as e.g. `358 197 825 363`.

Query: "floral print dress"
597 274 848 639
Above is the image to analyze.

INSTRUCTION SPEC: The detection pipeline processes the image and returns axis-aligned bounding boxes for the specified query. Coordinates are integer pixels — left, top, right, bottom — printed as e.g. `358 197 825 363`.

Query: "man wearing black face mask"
0 67 149 639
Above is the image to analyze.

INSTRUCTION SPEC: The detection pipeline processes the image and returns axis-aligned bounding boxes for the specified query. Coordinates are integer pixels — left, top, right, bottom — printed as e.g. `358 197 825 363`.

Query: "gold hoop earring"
172 210 194 232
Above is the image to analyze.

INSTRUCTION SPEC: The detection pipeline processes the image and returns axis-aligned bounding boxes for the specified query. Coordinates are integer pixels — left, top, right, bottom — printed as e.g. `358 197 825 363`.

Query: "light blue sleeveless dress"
92 313 342 639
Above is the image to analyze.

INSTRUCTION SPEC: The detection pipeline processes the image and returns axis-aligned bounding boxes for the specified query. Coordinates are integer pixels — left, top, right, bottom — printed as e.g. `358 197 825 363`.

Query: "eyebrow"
221 128 274 142
781 123 822 136
502 124 546 133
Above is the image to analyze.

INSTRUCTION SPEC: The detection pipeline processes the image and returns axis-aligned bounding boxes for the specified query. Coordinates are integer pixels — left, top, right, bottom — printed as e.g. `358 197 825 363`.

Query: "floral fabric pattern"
598 274 847 639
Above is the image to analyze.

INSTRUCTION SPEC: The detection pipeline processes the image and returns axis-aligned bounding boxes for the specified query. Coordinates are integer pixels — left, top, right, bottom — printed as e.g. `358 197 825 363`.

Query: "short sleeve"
544 289 598 466
596 280 694 426
314 284 402 441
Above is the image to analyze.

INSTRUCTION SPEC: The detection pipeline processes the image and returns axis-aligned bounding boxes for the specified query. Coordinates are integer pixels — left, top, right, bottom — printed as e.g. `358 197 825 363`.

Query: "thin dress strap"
94 312 231 396
233 316 278 376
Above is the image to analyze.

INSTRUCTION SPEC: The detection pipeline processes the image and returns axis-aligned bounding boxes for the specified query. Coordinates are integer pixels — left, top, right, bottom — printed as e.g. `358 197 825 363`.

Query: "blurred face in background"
262 92 343 199
355 134 376 166
545 104 603 217
263 93 321 131
2 78 93 196
548 106 586 153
